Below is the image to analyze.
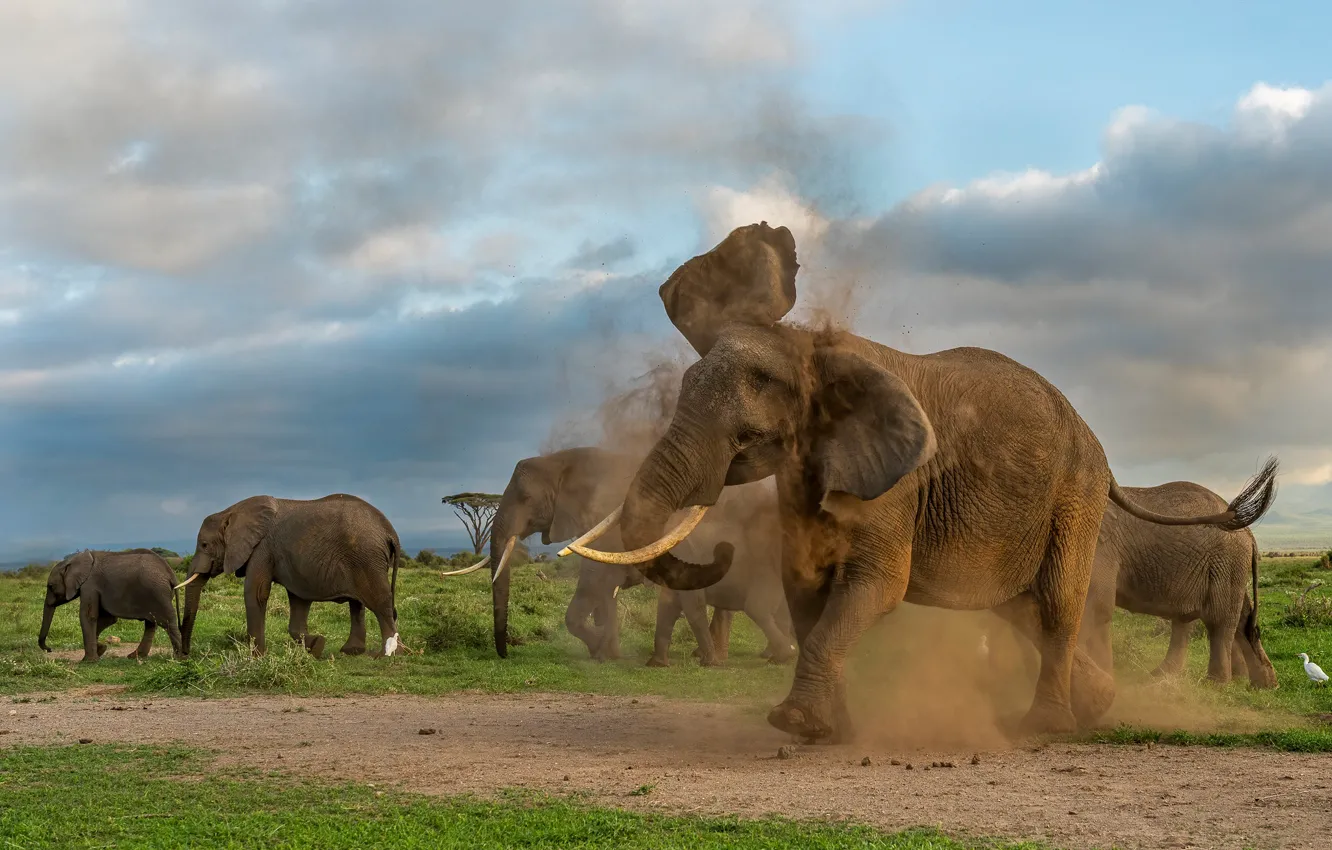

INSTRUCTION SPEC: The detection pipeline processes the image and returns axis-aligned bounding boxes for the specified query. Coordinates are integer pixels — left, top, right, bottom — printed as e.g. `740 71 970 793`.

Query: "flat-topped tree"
442 492 502 554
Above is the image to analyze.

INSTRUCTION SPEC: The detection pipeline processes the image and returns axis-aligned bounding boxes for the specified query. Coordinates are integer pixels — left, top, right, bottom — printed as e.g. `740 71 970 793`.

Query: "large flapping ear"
659 221 799 357
222 496 278 575
60 551 95 599
809 348 937 507
549 453 623 543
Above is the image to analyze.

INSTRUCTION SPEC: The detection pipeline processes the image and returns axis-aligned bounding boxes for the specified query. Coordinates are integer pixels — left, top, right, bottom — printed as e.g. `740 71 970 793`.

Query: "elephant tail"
1107 456 1278 532
1244 537 1262 645
388 536 400 622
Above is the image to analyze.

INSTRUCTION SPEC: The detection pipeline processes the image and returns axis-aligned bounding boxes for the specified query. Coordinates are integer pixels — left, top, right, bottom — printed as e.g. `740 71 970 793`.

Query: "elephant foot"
96 642 108 658
698 656 722 668
338 641 365 657
1150 664 1183 679
766 646 797 665
766 698 835 741
79 654 100 664
1071 667 1116 728
1017 700 1079 736
645 657 670 668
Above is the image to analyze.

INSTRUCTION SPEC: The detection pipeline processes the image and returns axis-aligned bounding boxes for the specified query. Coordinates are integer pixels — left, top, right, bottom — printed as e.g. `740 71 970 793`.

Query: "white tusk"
557 506 623 557
613 586 619 598
569 505 710 565
491 536 517 585
174 574 199 591
441 556 489 576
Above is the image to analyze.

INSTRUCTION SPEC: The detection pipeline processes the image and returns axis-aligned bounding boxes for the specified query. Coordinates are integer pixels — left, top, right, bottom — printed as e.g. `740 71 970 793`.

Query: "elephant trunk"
489 506 526 659
620 418 735 591
37 595 56 652
181 575 210 656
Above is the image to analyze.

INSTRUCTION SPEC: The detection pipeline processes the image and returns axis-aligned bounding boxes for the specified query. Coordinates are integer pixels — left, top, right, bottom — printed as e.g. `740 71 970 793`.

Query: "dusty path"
3 689 1328 850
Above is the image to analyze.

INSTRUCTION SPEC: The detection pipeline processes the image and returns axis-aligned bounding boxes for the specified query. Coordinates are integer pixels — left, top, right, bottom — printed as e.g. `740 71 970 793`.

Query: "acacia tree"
441 492 502 554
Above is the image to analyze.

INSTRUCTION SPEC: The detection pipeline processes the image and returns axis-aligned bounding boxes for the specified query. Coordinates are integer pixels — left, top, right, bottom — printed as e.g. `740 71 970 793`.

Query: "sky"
2 0 1331 562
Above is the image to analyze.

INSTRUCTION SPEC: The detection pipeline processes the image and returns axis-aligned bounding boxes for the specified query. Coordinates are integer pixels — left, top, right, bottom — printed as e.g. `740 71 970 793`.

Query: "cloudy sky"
2 0 1330 562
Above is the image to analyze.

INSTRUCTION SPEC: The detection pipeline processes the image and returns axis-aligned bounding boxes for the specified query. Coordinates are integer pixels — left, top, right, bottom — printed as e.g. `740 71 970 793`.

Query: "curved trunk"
620 418 735 591
37 598 57 651
180 576 210 656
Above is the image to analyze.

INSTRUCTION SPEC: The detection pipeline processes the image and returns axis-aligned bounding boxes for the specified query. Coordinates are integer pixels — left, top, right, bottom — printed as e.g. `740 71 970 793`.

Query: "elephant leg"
1079 574 1116 677
648 589 683 667
135 622 157 659
679 591 718 666
287 593 326 658
752 608 797 664
1232 613 1277 689
590 590 622 661
768 547 908 744
698 608 732 663
993 590 1114 733
1152 620 1193 678
1229 639 1249 681
1204 615 1239 684
340 600 366 656
242 573 273 656
161 612 186 660
564 574 603 658
367 600 399 658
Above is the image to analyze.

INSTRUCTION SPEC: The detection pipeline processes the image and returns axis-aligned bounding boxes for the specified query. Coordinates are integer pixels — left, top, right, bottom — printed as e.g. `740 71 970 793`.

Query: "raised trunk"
37 597 57 651
620 419 735 591
181 576 210 656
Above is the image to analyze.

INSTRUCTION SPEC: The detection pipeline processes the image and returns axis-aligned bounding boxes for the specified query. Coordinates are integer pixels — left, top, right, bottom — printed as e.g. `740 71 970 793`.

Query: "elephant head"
659 221 799 357
572 224 936 589
38 551 96 651
178 495 278 655
481 447 635 658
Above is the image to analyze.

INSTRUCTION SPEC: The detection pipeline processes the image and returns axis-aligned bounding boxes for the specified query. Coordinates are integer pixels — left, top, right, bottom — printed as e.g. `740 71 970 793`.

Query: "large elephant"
177 494 402 658
38 549 184 663
1079 480 1277 688
570 221 1279 741
471 446 794 665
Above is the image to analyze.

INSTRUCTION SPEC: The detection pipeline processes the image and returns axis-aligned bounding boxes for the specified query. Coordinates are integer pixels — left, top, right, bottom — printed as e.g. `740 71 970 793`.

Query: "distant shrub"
1 563 52 580
1317 550 1331 570
1282 581 1332 628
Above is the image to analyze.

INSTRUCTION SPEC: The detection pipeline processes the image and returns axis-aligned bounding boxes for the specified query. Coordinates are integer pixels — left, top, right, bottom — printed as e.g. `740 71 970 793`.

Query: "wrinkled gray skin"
1079 481 1278 688
604 221 1279 742
181 494 401 658
489 447 794 665
38 549 183 663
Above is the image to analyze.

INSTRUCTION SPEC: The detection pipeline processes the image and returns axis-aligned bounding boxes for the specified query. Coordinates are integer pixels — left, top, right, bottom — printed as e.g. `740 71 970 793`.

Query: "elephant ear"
809 348 936 506
659 221 799 357
549 464 603 544
222 496 278 575
61 551 95 599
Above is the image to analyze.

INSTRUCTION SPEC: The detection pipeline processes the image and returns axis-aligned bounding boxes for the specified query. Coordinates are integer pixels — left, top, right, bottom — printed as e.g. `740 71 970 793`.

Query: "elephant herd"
38 221 1282 744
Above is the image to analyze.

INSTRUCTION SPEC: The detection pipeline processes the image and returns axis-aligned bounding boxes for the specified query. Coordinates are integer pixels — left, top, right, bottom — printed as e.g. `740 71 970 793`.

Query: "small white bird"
384 633 400 657
1297 653 1329 685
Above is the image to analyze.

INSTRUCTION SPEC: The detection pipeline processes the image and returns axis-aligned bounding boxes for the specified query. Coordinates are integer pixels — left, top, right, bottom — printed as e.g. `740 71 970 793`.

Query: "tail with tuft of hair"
1109 456 1279 531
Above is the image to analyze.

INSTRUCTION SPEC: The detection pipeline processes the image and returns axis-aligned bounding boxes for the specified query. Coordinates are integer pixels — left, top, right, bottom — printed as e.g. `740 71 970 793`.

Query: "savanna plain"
2 550 1331 850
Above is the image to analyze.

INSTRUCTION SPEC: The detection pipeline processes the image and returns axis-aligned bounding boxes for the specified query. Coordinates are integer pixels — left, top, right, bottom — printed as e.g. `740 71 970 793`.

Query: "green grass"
2 554 1330 747
0 560 792 708
0 744 1051 849
1083 724 1332 752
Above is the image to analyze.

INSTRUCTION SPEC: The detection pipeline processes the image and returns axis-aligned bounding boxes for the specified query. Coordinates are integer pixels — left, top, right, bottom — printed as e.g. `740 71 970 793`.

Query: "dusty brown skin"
580 222 1279 742
487 447 794 665
180 494 401 658
1079 480 1277 688
38 549 183 662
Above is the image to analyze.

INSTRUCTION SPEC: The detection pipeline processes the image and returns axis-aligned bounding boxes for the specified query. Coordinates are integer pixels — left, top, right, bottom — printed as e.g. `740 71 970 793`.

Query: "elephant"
568 221 1279 742
471 446 795 665
1078 480 1277 688
177 493 402 659
38 549 184 663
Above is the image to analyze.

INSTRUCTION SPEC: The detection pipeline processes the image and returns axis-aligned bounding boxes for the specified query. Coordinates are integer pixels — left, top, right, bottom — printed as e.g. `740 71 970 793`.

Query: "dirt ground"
3 688 1328 850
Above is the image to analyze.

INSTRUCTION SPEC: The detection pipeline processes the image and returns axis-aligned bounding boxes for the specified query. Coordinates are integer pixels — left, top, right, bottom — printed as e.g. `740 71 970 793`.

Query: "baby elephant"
1079 480 1277 688
38 549 184 663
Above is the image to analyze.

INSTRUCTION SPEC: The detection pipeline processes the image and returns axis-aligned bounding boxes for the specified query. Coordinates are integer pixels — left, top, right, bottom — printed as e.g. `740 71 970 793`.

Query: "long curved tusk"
557 506 622 557
491 536 517 585
441 556 489 576
174 574 199 591
568 505 710 565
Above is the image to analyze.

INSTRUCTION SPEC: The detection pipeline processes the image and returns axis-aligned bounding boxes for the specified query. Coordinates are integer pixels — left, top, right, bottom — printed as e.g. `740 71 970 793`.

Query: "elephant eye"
737 428 763 446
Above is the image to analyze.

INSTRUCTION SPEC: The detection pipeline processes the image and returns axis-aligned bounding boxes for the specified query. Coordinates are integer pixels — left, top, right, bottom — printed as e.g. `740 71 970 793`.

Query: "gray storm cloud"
1 1 1330 558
